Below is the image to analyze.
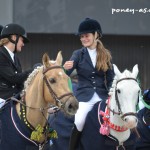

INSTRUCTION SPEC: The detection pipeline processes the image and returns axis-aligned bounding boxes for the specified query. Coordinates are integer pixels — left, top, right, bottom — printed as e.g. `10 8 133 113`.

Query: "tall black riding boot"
69 125 81 150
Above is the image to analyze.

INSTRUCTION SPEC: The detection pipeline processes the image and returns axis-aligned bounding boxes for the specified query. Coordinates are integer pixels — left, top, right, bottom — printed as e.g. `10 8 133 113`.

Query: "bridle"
108 77 138 120
43 65 74 108
8 65 75 146
10 65 74 111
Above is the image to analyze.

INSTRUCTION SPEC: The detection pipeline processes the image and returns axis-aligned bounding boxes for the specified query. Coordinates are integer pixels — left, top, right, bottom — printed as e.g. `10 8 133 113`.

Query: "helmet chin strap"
8 35 19 53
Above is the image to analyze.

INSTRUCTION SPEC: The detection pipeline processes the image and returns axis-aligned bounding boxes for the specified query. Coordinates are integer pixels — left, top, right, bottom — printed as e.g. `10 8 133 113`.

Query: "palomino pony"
0 52 79 150
80 64 140 150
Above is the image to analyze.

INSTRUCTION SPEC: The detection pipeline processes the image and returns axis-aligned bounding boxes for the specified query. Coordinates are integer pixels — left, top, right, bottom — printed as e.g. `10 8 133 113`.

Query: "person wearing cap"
63 18 114 150
0 23 33 100
135 89 150 149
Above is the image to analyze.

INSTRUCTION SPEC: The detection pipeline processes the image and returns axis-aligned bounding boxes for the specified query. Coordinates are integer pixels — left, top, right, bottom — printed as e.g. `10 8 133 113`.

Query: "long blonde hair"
95 34 112 72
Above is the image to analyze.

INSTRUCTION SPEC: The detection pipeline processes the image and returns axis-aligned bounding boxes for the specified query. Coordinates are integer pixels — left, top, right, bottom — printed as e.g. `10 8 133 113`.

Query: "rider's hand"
63 61 74 70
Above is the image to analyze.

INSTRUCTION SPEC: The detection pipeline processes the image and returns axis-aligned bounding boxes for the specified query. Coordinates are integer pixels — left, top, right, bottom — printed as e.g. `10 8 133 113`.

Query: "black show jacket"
0 46 32 99
66 47 114 102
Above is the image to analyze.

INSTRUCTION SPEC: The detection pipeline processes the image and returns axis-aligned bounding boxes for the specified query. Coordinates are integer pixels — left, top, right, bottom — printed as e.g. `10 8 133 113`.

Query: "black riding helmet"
1 23 29 44
76 18 102 37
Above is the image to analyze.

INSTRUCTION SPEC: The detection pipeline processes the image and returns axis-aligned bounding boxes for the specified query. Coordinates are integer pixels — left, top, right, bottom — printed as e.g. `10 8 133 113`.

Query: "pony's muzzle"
123 116 138 129
64 96 79 116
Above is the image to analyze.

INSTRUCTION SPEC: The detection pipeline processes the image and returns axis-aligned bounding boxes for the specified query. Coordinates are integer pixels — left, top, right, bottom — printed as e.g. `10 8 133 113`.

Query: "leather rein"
11 65 74 111
43 65 73 108
107 77 138 120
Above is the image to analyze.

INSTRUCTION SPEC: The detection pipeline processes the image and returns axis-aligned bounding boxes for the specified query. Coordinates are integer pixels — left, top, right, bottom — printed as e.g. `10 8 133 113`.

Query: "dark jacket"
135 108 150 150
66 47 114 102
0 46 32 99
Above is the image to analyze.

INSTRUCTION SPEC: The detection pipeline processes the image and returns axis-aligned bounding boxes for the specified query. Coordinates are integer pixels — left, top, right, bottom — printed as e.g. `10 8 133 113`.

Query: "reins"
43 66 74 108
108 77 138 119
10 66 74 112
11 96 57 113
10 97 57 149
9 65 74 146
99 77 140 141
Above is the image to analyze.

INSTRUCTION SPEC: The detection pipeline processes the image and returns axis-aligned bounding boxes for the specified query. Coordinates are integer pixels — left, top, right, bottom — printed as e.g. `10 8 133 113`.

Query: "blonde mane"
0 52 79 149
21 60 56 95
22 66 43 95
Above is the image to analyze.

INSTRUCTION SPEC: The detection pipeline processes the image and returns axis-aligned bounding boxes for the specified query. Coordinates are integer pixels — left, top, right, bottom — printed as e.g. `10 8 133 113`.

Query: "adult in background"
63 18 114 150
0 23 33 100
135 89 150 150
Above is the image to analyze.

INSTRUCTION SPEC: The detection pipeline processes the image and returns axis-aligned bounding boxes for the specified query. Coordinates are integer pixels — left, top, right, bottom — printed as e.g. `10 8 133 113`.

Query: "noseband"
43 66 74 108
109 77 138 120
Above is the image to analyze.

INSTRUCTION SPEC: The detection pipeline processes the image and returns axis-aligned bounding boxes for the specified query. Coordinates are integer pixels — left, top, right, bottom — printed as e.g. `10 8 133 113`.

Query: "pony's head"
109 64 140 129
23 51 79 116
42 51 79 115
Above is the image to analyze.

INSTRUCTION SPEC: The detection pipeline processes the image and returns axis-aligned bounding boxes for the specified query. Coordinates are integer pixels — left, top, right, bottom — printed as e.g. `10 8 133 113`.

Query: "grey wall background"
12 0 150 35
1 0 150 35
0 0 13 25
17 34 149 90
0 0 150 90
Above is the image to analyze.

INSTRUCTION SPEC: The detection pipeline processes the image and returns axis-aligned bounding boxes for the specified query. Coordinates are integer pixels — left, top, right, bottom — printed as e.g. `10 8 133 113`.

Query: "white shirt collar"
87 48 96 52
87 48 97 67
4 46 15 62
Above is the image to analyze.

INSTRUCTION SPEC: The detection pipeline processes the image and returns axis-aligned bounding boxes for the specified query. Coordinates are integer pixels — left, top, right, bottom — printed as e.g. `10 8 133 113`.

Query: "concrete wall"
0 0 13 26
11 0 150 35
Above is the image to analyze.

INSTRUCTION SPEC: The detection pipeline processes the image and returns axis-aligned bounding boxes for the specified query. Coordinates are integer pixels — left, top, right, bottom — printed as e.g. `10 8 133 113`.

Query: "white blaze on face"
59 72 63 76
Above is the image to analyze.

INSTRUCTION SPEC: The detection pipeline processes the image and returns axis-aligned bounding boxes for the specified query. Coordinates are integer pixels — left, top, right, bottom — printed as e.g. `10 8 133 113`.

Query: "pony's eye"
117 89 121 93
49 78 56 84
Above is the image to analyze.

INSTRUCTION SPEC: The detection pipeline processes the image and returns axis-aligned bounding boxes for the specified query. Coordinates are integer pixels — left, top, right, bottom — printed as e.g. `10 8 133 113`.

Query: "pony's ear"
132 64 139 78
56 51 63 66
113 64 121 79
42 53 51 68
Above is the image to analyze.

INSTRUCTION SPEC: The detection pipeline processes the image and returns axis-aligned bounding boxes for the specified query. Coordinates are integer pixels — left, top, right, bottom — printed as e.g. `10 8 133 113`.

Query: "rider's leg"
69 94 101 150
69 102 93 150
69 124 81 150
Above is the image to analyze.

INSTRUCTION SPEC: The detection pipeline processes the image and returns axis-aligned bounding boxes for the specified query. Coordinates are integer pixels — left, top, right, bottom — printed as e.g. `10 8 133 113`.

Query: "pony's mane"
21 60 58 96
108 69 132 96
22 60 57 94
22 66 43 94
